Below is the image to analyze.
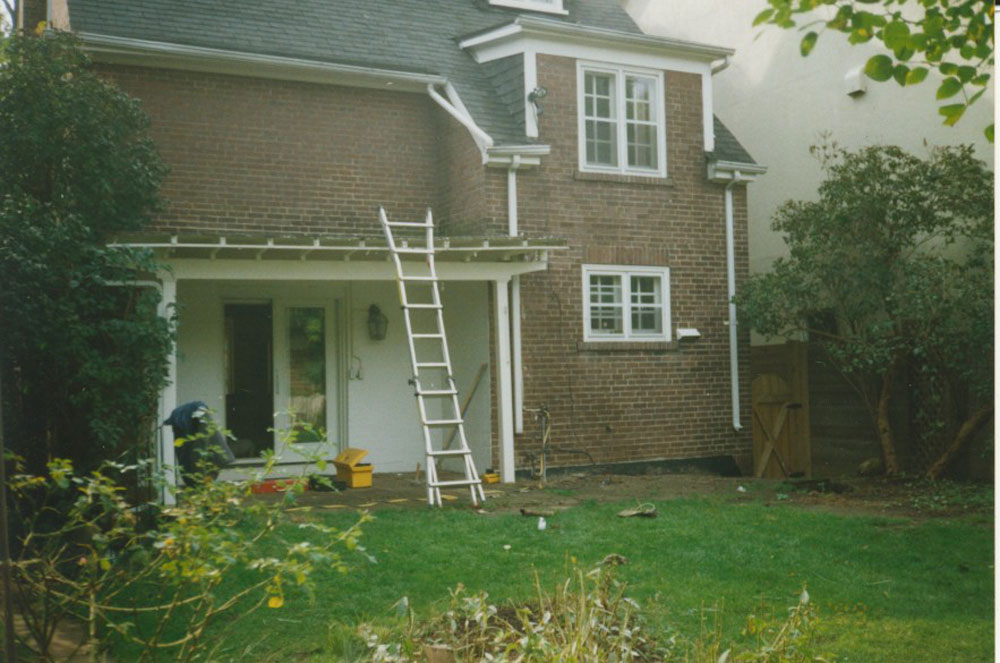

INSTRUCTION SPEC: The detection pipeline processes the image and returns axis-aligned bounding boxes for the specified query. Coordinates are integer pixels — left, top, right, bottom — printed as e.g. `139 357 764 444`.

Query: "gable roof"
67 0 640 145
66 0 756 165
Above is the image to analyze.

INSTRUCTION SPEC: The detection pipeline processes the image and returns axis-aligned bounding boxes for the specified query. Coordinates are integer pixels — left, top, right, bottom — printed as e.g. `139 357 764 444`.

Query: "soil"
278 467 994 522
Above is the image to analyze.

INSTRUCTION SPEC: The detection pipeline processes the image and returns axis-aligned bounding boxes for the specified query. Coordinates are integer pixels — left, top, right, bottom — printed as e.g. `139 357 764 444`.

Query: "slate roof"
711 116 756 166
67 0 756 164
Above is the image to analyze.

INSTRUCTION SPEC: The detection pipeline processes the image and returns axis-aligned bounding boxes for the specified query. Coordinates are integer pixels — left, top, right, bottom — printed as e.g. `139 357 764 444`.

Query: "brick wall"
500 55 753 470
100 65 445 236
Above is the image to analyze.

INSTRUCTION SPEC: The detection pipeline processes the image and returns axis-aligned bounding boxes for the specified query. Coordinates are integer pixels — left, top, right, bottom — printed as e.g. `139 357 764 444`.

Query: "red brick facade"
104 54 752 472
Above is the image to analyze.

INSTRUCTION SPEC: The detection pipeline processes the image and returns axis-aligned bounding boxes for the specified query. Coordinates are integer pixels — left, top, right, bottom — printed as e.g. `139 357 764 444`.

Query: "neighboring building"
626 0 994 474
42 0 762 490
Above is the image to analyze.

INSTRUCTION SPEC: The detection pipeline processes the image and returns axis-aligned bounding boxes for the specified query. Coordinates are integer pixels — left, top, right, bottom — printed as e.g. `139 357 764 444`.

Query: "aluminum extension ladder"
378 207 486 507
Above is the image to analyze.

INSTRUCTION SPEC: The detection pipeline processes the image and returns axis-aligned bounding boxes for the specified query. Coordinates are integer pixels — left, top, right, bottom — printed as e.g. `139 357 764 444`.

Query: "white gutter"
427 84 494 161
724 170 743 432
79 32 449 92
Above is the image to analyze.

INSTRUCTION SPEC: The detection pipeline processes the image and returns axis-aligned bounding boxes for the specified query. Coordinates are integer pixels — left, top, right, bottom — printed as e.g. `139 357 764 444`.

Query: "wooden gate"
752 374 810 478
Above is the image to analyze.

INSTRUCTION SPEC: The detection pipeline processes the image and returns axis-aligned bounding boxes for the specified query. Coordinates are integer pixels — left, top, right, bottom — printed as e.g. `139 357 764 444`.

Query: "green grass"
164 497 994 662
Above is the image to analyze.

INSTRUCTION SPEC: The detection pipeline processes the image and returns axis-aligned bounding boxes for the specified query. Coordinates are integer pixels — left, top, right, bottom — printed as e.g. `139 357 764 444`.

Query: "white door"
273 302 340 461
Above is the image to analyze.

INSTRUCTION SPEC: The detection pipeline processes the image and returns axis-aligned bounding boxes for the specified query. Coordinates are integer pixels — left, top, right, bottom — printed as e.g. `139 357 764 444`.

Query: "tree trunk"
876 366 900 474
926 404 994 480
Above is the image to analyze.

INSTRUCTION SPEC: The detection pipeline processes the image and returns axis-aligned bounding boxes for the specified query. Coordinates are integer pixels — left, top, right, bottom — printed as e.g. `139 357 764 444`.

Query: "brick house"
48 0 764 492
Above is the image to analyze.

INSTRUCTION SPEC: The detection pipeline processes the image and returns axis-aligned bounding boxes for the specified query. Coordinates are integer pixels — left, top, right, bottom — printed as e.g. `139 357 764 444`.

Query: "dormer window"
577 62 667 178
488 0 567 15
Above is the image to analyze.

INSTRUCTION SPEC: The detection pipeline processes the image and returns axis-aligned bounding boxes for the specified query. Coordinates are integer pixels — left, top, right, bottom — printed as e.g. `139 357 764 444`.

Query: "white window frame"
582 265 671 342
488 0 567 15
576 62 667 178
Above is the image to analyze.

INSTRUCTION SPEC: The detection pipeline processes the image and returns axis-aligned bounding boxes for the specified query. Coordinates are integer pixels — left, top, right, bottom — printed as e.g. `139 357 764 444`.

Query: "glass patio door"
273 302 339 459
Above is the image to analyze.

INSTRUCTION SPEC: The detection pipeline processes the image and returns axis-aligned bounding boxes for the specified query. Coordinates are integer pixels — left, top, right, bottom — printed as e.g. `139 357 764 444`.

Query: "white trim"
524 49 539 138
707 160 768 182
489 0 568 15
576 62 667 178
582 264 672 343
158 274 178 505
78 32 448 92
494 279 516 482
152 258 550 283
458 17 732 62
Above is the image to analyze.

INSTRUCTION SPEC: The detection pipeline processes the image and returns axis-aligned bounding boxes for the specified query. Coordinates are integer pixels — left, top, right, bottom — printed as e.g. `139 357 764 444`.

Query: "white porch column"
158 274 178 505
493 278 516 482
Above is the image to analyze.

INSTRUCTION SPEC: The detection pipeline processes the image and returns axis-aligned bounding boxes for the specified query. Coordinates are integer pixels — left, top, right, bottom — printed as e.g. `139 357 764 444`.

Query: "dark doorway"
225 303 274 459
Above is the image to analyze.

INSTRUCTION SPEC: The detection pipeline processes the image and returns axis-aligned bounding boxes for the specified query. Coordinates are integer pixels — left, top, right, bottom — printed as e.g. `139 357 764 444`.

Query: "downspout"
725 171 743 431
508 156 524 433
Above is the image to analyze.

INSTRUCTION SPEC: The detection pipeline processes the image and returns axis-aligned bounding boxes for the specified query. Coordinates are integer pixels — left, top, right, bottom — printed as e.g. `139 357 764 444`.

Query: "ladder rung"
387 221 432 228
416 389 458 397
411 333 444 339
416 362 449 369
405 303 443 310
400 275 437 282
423 418 463 426
427 449 469 457
394 247 433 254
430 479 482 488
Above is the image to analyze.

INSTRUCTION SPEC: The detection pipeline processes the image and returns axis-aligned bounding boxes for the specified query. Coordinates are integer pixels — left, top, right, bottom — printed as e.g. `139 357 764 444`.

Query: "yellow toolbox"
333 448 373 488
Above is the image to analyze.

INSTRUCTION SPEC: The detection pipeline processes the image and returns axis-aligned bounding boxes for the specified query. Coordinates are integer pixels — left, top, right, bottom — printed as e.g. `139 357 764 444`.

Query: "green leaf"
752 8 775 26
905 67 929 85
800 31 818 56
865 55 895 82
937 102 965 126
956 66 976 83
936 77 962 99
882 20 910 51
892 64 910 86
985 124 994 143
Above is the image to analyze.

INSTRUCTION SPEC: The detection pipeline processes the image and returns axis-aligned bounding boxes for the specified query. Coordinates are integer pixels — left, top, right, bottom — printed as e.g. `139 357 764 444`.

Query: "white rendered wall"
175 279 491 474
626 0 994 331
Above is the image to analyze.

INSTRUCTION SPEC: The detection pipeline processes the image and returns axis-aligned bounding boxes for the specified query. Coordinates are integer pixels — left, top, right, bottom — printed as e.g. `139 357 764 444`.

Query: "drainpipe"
725 171 743 431
507 155 524 433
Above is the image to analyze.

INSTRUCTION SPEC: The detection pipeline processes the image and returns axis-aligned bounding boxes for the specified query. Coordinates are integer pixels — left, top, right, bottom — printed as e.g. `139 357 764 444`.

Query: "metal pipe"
427 84 494 154
725 170 743 431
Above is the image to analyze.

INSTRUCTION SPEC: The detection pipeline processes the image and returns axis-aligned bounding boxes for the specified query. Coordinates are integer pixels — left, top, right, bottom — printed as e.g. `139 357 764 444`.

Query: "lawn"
192 493 993 662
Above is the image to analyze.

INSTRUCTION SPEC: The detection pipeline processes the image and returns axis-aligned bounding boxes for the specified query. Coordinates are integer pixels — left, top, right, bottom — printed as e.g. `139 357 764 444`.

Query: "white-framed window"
488 0 567 15
577 62 667 177
582 265 671 342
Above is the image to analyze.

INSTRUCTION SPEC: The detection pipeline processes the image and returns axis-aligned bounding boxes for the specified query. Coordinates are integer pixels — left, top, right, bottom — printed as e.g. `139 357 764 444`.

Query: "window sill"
574 171 673 186
577 340 677 353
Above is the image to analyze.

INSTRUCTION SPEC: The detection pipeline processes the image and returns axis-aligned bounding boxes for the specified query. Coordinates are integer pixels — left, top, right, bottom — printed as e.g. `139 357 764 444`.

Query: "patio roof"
111 233 566 264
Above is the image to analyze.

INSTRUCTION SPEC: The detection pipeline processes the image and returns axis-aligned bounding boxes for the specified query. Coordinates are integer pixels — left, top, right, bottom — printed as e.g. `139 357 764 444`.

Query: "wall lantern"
367 304 388 341
527 86 548 115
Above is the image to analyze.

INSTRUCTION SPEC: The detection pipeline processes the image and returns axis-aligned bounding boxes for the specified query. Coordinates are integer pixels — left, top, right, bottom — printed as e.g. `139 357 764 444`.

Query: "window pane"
630 276 662 334
586 119 617 167
589 275 623 335
288 307 325 441
626 124 657 169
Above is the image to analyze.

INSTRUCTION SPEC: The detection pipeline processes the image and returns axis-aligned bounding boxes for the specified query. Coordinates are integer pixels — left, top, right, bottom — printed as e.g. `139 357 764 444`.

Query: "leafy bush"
6 444 369 662
0 28 172 476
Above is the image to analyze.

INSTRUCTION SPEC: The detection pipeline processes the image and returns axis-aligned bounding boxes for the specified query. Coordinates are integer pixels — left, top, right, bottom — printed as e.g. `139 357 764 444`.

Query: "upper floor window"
488 0 567 15
582 265 671 342
577 63 666 178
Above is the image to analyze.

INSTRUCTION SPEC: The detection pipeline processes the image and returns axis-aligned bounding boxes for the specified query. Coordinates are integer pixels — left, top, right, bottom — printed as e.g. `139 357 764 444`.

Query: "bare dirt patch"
279 468 993 522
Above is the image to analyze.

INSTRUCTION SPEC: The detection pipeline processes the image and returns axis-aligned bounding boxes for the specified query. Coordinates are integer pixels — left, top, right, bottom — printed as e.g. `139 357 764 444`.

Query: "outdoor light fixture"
367 304 388 341
527 86 548 115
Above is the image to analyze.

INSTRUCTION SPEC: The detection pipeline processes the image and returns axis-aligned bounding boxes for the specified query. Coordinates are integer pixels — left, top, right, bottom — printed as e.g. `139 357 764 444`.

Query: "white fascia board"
707 160 768 183
79 32 447 92
460 17 732 65
160 258 551 282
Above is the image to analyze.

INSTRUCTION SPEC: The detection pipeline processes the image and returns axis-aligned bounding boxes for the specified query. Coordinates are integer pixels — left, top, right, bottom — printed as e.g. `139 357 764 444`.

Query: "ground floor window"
582 265 670 342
